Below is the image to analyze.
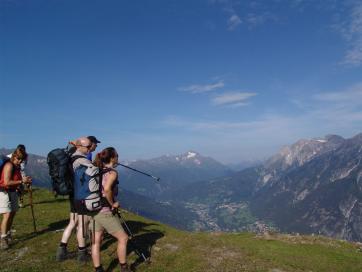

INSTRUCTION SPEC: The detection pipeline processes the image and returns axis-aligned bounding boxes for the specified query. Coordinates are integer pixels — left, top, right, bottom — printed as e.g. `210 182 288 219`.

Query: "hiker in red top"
0 146 32 250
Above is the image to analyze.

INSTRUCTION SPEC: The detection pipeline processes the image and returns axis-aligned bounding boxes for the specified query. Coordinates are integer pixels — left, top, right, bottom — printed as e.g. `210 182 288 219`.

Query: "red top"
0 162 22 190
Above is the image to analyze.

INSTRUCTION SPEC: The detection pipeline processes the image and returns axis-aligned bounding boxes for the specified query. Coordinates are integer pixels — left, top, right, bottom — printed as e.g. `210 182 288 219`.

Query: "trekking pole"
117 163 160 183
28 185 37 233
114 209 148 262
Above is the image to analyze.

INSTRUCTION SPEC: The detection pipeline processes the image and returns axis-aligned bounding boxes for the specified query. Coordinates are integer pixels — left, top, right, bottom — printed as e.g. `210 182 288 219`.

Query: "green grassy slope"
1 188 362 272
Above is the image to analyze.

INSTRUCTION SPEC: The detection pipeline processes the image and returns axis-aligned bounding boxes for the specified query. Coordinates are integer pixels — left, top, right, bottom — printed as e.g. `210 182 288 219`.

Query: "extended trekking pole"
28 185 37 233
114 209 148 262
117 163 160 183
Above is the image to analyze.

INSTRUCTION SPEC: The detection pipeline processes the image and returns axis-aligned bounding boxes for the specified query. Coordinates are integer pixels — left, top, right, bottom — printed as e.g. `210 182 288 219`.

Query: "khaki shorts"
0 191 19 213
91 212 124 234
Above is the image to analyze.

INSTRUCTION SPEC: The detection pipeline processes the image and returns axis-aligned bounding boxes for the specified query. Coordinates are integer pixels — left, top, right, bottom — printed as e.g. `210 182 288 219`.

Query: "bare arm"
103 171 119 208
3 163 31 187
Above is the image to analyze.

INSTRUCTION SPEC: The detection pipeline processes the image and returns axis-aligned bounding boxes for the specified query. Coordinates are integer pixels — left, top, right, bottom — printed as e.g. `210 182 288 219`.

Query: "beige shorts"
0 191 19 213
91 212 124 234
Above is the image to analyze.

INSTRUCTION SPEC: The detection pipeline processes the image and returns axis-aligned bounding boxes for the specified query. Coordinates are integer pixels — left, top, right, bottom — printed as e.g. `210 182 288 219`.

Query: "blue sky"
1 0 362 163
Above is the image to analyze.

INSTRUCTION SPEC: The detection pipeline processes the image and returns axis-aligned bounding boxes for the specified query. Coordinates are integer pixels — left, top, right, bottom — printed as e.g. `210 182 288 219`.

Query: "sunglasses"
81 145 92 149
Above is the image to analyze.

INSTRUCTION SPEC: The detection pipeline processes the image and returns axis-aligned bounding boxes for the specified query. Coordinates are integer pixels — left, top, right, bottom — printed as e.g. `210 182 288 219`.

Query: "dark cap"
87 136 101 144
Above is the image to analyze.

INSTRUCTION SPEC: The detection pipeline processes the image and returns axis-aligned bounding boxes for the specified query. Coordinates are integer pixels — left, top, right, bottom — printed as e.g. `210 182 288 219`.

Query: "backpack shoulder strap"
70 155 86 164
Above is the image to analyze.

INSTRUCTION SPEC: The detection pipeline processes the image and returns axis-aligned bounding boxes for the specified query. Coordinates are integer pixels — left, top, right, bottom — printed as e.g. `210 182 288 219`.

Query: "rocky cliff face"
259 135 345 187
251 133 362 241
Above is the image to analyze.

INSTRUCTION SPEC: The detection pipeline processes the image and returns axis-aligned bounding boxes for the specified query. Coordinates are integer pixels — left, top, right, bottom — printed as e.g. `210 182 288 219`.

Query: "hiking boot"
77 248 90 263
95 266 105 272
0 237 9 250
120 263 131 272
56 246 68 262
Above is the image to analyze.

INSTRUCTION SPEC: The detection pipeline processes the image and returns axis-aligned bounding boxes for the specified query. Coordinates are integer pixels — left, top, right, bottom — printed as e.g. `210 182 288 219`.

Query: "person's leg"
77 214 89 247
61 212 78 243
6 192 18 238
6 211 16 243
56 212 78 261
7 211 16 233
111 230 129 264
0 213 10 250
91 230 103 269
1 213 10 237
77 214 90 262
0 192 11 250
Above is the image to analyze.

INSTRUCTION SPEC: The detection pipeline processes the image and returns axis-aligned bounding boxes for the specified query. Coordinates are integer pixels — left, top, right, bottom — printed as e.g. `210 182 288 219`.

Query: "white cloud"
212 92 256 106
335 2 362 66
180 80 225 93
212 0 279 30
244 12 277 28
313 83 362 103
164 82 362 161
210 0 242 31
163 115 289 131
291 82 362 127
228 14 242 30
344 45 362 65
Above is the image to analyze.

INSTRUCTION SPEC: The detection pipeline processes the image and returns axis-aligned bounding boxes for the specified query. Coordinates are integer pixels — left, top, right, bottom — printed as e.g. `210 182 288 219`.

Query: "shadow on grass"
16 219 69 243
25 197 68 206
105 220 165 272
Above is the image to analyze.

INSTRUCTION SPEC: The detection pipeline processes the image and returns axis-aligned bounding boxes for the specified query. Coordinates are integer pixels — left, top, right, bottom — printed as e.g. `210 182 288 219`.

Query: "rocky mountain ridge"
168 133 362 241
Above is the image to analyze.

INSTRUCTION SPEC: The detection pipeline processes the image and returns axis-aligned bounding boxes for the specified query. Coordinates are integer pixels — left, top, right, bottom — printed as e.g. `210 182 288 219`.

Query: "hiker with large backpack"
71 137 102 262
91 147 130 272
50 137 101 262
0 146 32 250
52 140 79 261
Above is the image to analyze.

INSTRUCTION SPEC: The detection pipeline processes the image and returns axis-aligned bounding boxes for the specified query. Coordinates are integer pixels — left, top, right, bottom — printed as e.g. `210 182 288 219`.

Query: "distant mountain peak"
265 134 346 173
324 134 345 143
314 139 327 143
175 151 202 164
186 151 197 159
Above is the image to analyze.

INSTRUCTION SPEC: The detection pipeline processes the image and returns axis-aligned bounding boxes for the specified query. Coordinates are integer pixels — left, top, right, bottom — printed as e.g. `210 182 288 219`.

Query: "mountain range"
118 151 233 198
2 132 362 241
167 133 362 241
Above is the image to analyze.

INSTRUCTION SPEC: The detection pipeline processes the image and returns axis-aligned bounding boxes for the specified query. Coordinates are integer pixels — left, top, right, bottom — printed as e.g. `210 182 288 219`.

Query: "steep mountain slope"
251 133 362 241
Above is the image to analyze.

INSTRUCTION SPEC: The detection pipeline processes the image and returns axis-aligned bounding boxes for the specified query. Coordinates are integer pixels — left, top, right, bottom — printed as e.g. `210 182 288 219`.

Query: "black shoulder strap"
100 168 114 175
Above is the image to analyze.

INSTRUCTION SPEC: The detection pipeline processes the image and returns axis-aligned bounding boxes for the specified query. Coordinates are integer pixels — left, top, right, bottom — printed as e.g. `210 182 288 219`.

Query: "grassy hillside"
1 189 362 272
